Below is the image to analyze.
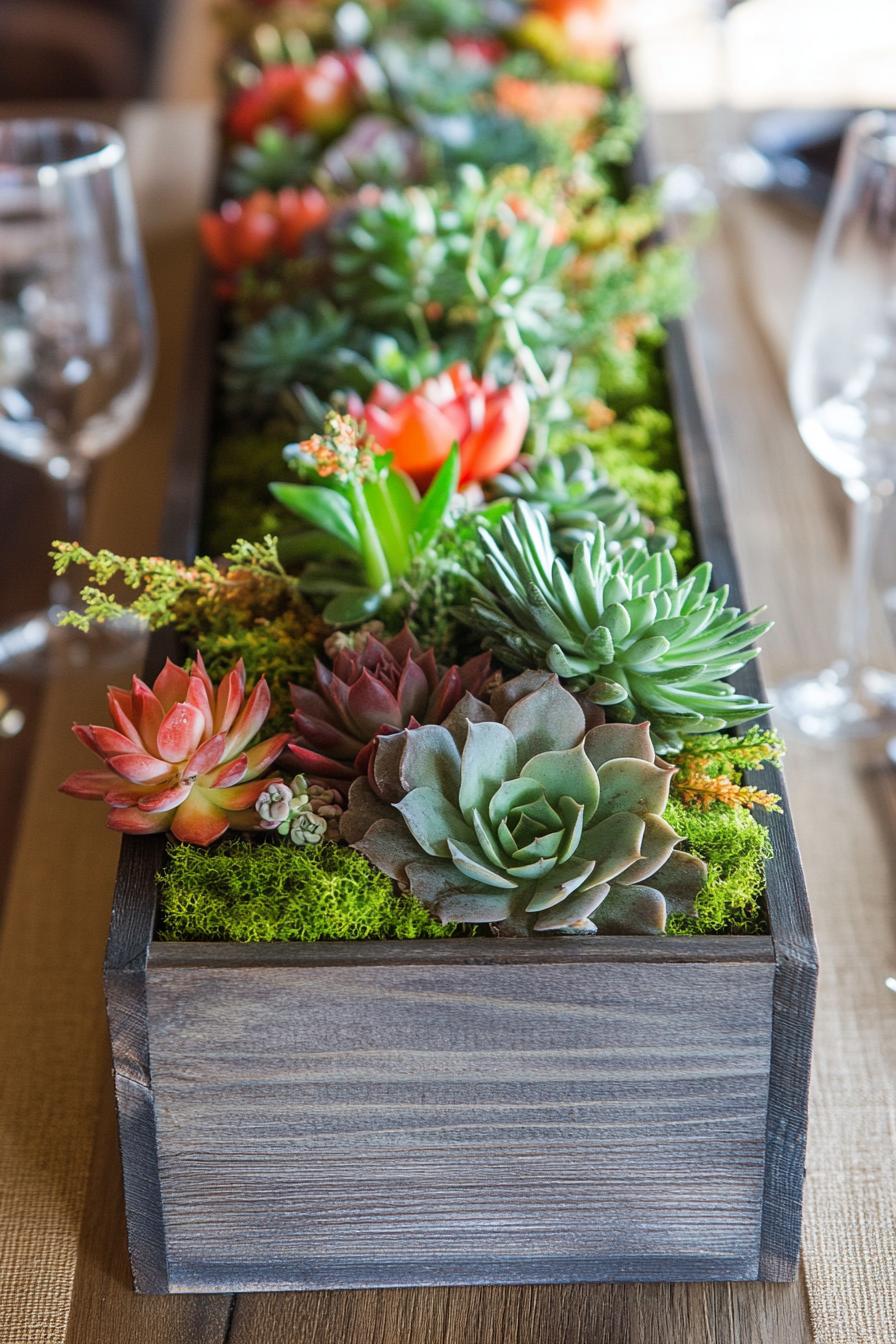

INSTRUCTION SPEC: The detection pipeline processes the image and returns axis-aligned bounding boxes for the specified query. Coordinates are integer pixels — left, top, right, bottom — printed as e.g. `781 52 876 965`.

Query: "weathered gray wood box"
104 314 816 1294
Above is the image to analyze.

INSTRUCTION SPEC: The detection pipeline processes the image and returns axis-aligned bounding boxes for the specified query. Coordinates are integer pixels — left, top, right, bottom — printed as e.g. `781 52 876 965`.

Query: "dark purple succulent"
289 627 492 795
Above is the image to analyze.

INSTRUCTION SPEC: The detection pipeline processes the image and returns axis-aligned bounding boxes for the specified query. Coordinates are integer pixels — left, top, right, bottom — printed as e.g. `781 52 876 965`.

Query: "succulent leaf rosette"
483 445 655 554
466 501 770 752
341 671 706 935
199 186 330 283
226 54 361 143
60 654 289 845
290 626 492 793
347 362 530 490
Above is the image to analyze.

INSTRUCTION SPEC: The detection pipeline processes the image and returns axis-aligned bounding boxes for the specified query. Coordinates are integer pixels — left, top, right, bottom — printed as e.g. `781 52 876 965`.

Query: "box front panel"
146 959 774 1291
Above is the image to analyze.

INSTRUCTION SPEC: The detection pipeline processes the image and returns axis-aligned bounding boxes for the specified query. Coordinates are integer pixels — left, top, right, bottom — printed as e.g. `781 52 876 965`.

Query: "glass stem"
48 466 90 614
841 479 884 688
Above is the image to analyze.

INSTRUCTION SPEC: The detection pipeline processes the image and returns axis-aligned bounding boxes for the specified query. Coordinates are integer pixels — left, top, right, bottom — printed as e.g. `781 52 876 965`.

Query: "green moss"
552 405 695 569
202 432 287 557
158 838 456 943
665 800 771 936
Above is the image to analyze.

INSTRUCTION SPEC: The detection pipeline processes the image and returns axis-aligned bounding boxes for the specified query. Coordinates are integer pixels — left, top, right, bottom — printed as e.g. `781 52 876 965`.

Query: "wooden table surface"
2 101 891 1343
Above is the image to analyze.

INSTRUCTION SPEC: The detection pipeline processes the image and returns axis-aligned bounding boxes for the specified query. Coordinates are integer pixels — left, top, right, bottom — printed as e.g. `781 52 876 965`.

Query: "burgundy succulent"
289 627 492 795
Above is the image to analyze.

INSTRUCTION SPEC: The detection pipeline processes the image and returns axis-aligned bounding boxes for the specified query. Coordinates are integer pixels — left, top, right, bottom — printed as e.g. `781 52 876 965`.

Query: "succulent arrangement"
57 0 783 944
465 502 770 752
342 672 706 935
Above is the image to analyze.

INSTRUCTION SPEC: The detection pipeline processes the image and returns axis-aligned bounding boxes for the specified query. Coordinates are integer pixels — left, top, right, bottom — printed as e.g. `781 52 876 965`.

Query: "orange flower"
199 187 330 277
226 53 357 143
495 74 605 130
531 0 617 61
348 364 530 489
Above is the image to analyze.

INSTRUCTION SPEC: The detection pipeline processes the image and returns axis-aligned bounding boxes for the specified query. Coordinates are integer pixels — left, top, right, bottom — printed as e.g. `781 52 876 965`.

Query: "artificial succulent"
289 625 492 794
483 444 657 553
465 501 770 752
60 653 289 845
341 671 706 935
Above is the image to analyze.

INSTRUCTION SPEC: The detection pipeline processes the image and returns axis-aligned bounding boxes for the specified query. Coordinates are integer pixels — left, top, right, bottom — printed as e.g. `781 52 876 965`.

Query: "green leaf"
459 720 519 818
363 476 412 576
576 813 646 880
322 588 385 626
594 882 666 935
412 442 460 550
447 838 517 889
521 744 600 817
395 787 475 857
502 679 585 758
595 758 673 820
269 483 360 552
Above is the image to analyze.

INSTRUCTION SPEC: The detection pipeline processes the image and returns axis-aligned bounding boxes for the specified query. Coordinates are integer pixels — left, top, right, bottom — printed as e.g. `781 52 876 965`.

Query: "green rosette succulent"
341 671 707 936
465 501 770 753
483 446 659 554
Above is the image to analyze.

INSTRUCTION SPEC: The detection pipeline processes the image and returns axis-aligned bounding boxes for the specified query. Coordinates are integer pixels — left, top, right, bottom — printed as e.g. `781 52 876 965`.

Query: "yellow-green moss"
551 406 695 570
158 838 455 943
665 800 771 936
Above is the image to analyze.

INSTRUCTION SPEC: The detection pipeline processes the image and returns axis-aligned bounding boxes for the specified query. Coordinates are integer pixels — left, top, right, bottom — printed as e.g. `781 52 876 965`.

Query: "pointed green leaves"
413 441 459 550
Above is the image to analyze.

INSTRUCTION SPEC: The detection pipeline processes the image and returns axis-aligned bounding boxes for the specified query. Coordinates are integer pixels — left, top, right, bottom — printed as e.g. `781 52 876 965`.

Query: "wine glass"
776 110 896 741
0 119 155 671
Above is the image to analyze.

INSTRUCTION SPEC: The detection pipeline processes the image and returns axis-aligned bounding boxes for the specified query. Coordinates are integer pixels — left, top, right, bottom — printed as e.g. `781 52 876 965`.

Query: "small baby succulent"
60 653 289 845
290 625 492 795
465 501 770 752
256 774 342 845
341 671 706 936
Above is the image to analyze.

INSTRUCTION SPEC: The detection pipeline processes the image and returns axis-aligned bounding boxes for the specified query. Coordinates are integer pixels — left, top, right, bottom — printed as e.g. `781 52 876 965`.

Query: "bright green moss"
551 406 695 570
202 432 286 556
665 800 771 936
158 838 456 943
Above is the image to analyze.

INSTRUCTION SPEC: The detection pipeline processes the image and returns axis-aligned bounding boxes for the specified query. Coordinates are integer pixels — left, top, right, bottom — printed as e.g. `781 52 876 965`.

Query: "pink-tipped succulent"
289 626 493 795
60 653 290 846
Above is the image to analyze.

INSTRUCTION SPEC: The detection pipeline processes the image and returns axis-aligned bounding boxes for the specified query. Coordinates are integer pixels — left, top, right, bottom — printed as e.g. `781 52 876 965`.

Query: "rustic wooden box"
103 303 816 1293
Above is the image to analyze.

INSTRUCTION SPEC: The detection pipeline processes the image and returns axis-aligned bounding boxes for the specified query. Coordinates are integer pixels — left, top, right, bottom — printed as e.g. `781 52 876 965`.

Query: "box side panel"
146 959 774 1292
105 968 169 1292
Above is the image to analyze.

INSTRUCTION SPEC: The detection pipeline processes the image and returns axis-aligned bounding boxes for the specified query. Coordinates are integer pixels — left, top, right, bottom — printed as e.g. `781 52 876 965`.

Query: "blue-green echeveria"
340 671 706 936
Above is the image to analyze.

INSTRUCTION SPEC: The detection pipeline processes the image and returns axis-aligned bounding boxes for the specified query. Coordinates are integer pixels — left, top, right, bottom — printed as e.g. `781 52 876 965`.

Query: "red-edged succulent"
199 186 330 282
60 653 289 846
289 627 493 795
226 54 360 143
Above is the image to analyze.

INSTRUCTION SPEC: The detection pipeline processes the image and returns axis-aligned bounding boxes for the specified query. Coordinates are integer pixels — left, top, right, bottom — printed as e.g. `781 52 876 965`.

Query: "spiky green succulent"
483 446 661 554
465 501 770 752
341 671 706 936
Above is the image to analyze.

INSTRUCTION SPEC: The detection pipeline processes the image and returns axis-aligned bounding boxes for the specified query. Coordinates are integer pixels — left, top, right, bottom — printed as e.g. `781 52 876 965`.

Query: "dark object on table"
728 109 857 212
0 0 168 100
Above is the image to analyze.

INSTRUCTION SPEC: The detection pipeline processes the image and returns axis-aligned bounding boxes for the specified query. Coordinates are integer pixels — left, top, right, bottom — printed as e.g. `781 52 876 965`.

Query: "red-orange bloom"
495 74 605 130
532 0 617 60
227 53 357 143
348 364 530 489
199 187 330 276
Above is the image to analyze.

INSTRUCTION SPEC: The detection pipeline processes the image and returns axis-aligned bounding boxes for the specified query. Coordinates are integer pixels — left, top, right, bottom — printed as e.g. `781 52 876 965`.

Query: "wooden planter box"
104 300 817 1292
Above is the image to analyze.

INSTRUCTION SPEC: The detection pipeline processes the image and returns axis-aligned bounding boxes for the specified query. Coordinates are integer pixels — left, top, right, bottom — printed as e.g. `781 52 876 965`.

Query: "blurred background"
2 0 894 106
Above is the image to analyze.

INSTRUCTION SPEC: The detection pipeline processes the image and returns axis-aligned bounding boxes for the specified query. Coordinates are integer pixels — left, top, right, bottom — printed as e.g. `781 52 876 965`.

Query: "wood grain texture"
659 317 818 1284
225 1277 813 1344
150 934 776 969
144 959 774 1292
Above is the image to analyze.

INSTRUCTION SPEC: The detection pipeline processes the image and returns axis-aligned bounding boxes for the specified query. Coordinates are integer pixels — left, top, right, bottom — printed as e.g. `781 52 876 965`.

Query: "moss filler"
665 800 771 936
158 837 456 943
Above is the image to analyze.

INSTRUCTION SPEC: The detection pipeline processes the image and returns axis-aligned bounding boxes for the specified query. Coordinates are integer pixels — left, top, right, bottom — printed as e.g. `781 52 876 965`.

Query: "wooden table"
2 101 889 1343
